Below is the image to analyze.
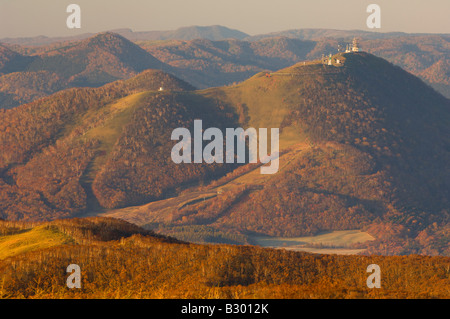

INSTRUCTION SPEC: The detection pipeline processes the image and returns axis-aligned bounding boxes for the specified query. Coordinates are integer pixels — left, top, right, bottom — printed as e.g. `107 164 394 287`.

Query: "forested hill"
0 52 448 255
0 33 169 109
0 68 218 221
1 31 449 109
139 52 448 255
0 217 448 298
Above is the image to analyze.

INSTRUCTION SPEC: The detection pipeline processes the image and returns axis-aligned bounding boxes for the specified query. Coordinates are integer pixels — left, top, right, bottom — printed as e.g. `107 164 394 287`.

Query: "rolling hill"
0 217 448 299
139 35 450 97
0 50 448 255
0 33 169 108
105 52 450 255
0 68 232 221
1 30 449 110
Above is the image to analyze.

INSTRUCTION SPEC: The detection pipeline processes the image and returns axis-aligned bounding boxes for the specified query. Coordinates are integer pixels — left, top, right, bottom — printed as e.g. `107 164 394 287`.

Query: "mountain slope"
204 53 449 249
0 217 168 260
0 71 66 109
105 53 449 255
2 32 449 110
0 33 169 108
25 32 164 85
0 217 448 299
0 52 448 255
138 35 450 98
0 225 73 260
0 69 233 221
0 45 35 74
139 37 317 88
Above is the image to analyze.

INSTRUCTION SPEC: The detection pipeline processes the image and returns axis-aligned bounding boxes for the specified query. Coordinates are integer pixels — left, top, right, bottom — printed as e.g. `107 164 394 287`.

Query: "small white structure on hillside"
159 87 164 91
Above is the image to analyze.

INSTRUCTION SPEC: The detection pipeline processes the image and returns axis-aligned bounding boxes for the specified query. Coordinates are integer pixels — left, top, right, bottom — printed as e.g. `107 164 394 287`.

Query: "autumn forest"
0 26 449 299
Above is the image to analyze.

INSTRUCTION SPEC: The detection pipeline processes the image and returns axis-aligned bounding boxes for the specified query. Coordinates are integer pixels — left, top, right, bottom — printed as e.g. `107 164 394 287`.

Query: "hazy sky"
1 0 449 38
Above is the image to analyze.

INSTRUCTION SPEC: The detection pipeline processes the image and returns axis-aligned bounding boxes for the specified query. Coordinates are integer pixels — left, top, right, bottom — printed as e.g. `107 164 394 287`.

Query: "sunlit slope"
199 64 327 149
203 52 450 210
0 217 166 260
0 225 74 260
206 53 450 237
0 217 448 299
82 91 150 182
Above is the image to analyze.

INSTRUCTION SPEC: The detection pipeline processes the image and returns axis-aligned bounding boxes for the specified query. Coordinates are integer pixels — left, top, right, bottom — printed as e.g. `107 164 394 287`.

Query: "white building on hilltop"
352 38 360 52
345 38 361 53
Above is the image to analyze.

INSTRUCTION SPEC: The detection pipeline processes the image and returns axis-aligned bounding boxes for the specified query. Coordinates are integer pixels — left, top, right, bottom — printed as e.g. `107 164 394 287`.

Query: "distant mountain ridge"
244 28 450 41
2 25 448 46
1 28 449 109
0 33 171 108
0 25 249 46
113 25 249 41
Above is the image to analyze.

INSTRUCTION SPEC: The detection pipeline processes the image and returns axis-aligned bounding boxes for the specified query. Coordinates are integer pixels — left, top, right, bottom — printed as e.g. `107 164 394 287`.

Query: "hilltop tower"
352 38 360 52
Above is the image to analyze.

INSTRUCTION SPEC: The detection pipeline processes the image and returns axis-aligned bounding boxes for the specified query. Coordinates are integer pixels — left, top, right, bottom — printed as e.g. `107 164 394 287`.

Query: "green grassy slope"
0 226 74 260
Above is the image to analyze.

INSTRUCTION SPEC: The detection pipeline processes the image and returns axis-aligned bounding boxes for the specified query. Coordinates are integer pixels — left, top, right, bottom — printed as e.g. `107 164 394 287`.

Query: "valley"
251 230 375 255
